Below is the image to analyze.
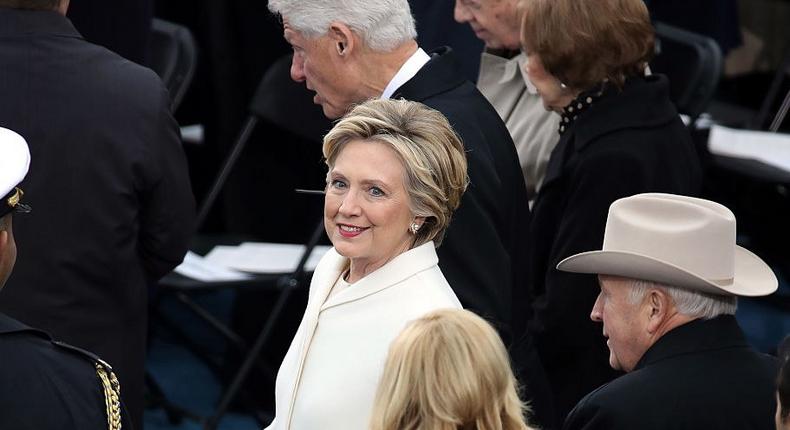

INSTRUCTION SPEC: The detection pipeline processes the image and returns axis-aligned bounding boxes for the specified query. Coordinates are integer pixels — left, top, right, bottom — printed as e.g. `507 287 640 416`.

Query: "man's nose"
453 1 471 23
590 293 603 322
290 54 306 82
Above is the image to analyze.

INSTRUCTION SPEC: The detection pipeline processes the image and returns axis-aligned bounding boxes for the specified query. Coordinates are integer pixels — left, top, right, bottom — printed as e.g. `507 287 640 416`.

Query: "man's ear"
645 289 671 334
0 230 8 261
57 0 71 15
328 22 356 57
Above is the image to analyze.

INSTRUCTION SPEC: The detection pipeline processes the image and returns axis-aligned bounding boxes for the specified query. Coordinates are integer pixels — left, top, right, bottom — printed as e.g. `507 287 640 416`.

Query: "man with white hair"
453 0 560 199
267 0 551 425
558 193 778 429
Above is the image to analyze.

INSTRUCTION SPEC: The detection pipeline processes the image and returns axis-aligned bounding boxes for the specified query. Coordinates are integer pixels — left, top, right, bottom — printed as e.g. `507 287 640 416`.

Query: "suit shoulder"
0 331 100 385
77 38 160 79
564 376 645 430
64 38 167 103
0 331 118 428
421 82 508 134
575 369 655 411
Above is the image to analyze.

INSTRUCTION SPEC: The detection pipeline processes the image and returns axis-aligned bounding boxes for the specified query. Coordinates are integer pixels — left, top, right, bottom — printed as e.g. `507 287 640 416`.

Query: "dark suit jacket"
393 47 553 428
0 313 133 429
408 0 483 82
528 75 702 422
0 9 194 428
564 315 777 430
67 0 154 65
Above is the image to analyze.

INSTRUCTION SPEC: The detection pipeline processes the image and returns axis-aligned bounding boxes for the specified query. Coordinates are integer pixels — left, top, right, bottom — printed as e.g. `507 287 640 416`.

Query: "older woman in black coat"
519 0 703 423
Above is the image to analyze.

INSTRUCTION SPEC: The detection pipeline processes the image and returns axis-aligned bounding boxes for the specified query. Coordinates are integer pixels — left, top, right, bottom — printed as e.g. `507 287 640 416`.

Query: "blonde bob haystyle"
322 99 468 248
370 309 533 430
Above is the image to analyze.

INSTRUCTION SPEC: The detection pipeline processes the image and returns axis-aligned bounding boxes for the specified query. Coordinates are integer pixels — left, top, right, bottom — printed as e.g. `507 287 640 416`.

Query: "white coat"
265 242 462 430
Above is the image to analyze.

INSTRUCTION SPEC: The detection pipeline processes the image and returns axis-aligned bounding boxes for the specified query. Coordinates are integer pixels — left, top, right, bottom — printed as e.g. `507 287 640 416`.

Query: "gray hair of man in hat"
0 127 31 289
557 193 777 372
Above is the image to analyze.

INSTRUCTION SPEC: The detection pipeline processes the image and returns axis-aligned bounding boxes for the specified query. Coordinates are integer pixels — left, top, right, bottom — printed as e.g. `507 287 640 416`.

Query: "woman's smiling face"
324 139 419 279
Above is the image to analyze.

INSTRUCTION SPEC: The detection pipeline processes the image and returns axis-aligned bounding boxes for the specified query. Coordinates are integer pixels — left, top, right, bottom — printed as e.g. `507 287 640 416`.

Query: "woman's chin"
332 241 361 259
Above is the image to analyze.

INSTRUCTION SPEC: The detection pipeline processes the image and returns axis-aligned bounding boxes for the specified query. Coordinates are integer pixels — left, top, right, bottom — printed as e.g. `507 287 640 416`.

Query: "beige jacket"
477 51 561 200
265 242 462 430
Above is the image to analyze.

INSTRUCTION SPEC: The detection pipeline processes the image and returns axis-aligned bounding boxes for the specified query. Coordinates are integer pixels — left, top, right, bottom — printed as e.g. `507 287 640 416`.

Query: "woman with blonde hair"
371 309 534 430
266 98 469 430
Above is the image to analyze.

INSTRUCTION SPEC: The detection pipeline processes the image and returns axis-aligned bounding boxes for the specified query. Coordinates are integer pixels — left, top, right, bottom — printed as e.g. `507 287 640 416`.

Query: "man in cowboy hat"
559 193 778 430
0 127 131 429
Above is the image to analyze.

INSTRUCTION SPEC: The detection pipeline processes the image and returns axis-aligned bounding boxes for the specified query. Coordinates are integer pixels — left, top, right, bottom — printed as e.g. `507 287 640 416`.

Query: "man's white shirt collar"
381 47 431 99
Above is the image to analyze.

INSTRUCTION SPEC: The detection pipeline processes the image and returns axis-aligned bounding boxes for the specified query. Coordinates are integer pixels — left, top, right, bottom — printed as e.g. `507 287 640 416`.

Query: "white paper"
203 242 331 274
174 251 254 282
708 125 790 173
198 245 239 269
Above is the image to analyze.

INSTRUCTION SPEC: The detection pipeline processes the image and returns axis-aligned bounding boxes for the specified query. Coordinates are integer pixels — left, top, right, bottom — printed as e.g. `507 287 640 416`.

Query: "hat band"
707 276 734 286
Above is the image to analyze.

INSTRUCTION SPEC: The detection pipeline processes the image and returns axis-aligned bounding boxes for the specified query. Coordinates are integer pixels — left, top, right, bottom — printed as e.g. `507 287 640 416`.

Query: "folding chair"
152 53 330 429
651 21 723 124
145 17 203 424
149 18 198 111
755 44 790 132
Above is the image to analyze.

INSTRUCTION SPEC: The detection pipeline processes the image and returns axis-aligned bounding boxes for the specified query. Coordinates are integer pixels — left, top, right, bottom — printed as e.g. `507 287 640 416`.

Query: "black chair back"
651 21 722 122
248 53 332 143
150 18 198 111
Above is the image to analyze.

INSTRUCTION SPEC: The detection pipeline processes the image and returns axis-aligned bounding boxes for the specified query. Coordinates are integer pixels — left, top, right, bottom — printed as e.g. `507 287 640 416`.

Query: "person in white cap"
0 1 195 426
557 193 778 430
0 127 132 429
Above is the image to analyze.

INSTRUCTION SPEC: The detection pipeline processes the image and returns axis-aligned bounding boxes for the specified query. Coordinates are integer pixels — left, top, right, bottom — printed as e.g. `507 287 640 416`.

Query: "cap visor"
13 202 31 214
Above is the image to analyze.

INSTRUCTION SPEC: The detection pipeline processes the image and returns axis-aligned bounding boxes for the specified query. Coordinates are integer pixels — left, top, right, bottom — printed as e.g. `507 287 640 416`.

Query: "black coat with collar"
0 312 133 429
563 315 777 430
394 47 553 428
0 9 194 427
528 75 703 422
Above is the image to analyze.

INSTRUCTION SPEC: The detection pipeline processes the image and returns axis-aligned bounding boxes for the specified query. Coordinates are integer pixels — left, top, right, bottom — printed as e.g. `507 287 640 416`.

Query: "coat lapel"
391 47 466 102
284 249 345 426
296 248 345 353
538 130 572 193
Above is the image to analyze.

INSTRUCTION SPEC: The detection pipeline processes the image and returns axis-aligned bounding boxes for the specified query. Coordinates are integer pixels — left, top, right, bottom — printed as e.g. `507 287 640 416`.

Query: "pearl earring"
410 222 420 234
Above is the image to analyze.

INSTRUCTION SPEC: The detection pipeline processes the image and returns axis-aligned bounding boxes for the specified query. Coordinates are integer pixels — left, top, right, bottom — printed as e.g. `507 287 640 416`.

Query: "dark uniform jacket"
563 315 777 430
527 75 702 423
0 312 132 429
393 47 553 428
0 9 195 428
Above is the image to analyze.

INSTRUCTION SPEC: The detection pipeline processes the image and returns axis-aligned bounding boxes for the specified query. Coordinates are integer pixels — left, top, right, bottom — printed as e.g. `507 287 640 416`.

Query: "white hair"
268 0 417 52
627 279 737 320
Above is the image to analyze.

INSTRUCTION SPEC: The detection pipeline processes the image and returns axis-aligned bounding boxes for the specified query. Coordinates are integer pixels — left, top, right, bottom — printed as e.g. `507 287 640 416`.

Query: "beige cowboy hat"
0 127 31 218
557 193 777 297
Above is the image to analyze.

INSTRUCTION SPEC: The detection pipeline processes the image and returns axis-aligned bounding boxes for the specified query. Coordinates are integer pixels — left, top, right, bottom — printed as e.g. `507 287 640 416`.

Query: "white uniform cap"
0 127 31 217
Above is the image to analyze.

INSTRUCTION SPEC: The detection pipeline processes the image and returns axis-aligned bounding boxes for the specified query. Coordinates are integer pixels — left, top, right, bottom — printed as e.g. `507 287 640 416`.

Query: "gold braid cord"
95 362 123 430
